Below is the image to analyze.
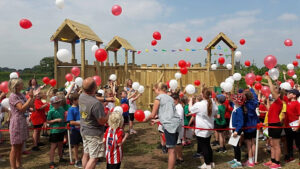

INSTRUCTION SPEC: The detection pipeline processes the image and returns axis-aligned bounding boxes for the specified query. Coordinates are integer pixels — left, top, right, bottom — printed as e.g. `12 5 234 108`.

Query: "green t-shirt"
49 104 70 112
47 107 66 134
215 105 226 125
184 105 191 126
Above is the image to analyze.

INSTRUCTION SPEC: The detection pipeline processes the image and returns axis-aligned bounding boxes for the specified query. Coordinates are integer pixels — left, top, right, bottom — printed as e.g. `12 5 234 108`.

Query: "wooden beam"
106 50 109 65
132 51 135 65
207 48 211 87
81 39 85 78
71 41 76 63
125 50 128 78
54 40 58 88
114 51 117 66
231 49 235 75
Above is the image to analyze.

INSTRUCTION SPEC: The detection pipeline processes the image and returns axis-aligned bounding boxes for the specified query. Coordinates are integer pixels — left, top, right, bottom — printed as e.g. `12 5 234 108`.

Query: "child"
227 93 245 168
103 111 129 169
215 95 227 153
47 96 67 168
67 93 82 168
182 96 191 146
128 91 141 134
120 91 129 127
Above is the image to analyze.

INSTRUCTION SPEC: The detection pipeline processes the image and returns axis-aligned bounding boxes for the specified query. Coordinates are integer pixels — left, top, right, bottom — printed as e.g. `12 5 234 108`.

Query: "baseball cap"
50 96 61 104
97 89 105 96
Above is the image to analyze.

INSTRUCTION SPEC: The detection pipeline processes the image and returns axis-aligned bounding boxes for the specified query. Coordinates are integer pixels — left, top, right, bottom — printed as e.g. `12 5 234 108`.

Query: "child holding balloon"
128 91 141 134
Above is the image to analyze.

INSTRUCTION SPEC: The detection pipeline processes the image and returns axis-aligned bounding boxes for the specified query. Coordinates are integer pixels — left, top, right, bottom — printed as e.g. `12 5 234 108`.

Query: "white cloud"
277 13 298 21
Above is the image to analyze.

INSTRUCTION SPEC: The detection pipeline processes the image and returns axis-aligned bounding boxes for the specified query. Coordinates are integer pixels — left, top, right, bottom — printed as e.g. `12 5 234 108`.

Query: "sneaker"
285 157 295 163
211 162 215 168
216 147 227 153
74 161 82 168
193 153 201 158
31 146 40 151
198 163 206 169
162 146 168 154
49 162 56 168
59 158 68 163
22 150 31 155
38 142 45 146
211 141 219 146
130 129 137 134
263 161 273 167
243 160 255 167
269 163 281 169
227 159 236 165
231 162 242 168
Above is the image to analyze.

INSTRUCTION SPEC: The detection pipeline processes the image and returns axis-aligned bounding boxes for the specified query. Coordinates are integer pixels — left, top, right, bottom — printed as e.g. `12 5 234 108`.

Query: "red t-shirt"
286 100 300 126
268 98 283 124
31 99 47 125
224 100 233 119
259 104 267 119
104 127 123 164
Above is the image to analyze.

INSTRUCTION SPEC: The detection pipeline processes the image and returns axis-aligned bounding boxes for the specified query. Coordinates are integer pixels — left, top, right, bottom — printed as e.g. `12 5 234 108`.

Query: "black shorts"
49 132 65 143
163 129 178 148
244 131 257 139
123 115 129 124
129 114 134 122
107 163 121 169
33 124 43 129
70 129 82 145
225 118 230 127
215 124 227 132
268 122 283 139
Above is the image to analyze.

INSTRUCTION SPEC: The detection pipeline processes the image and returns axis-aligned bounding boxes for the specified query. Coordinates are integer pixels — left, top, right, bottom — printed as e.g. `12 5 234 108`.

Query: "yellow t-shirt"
114 97 120 106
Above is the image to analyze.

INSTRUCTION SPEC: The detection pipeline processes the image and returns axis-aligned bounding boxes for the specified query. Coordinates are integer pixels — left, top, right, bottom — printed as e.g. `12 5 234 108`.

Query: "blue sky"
0 0 299 69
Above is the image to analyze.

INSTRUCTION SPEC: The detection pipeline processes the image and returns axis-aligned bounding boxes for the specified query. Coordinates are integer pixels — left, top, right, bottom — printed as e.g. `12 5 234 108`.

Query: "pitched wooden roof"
205 32 237 50
105 36 136 52
50 19 102 43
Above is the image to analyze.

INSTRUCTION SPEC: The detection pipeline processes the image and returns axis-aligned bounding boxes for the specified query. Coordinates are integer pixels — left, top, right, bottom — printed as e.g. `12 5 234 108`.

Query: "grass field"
0 122 299 169
0 72 52 86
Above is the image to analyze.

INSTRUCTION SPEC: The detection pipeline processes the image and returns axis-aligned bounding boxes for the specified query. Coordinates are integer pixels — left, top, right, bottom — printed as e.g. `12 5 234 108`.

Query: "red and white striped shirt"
104 127 123 164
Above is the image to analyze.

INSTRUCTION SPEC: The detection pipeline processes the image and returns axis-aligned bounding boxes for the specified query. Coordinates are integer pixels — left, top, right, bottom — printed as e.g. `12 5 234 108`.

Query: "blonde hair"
108 111 124 129
154 82 168 92
8 78 23 94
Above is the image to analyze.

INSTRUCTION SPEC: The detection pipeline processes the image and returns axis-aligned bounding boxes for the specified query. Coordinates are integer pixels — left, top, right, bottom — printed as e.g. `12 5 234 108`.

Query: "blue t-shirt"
121 98 129 116
67 106 80 131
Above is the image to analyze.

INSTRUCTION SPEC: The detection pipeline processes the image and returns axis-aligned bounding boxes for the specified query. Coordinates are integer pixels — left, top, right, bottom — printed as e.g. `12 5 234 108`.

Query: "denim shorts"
163 129 178 148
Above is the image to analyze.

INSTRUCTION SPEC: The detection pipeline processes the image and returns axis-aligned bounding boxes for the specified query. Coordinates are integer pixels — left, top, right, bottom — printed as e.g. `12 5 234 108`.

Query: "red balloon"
93 76 102 86
194 80 201 86
185 37 191 42
71 66 80 77
153 31 161 40
287 79 295 87
180 67 188 74
264 55 277 69
121 104 129 112
49 79 57 87
65 73 73 82
178 60 187 68
196 36 203 43
19 19 32 29
218 57 225 65
284 39 293 47
245 73 256 85
0 81 9 93
240 39 246 45
43 77 50 85
265 72 269 76
287 69 295 77
256 75 262 82
292 61 298 67
296 54 300 60
111 5 122 16
277 81 282 86
134 110 145 122
95 49 107 62
151 40 157 46
16 72 20 77
179 92 184 98
166 80 170 88
254 83 262 90
212 91 216 99
261 86 271 97
186 61 191 67
245 60 251 67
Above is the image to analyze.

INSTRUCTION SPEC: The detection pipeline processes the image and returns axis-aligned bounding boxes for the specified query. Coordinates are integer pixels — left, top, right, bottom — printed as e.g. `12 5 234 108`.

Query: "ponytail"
204 90 212 117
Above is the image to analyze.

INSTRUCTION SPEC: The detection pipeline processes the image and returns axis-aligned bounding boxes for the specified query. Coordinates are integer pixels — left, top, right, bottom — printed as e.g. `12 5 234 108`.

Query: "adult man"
79 77 110 169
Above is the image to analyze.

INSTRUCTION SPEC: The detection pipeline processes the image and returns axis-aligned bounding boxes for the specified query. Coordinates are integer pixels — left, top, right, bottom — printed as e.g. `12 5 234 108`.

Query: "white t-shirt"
129 98 137 114
189 99 218 138
175 104 184 139
107 102 115 112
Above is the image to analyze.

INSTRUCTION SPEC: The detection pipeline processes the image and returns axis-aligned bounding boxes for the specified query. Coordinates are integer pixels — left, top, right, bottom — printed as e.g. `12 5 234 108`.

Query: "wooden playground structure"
51 19 237 108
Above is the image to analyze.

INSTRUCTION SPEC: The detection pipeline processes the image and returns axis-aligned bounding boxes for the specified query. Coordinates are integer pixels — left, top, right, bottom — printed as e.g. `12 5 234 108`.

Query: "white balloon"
97 89 105 96
1 98 9 109
175 73 182 80
223 82 233 92
225 77 234 85
292 74 297 79
9 72 19 79
185 84 196 95
144 110 151 120
109 74 117 81
169 79 178 90
235 51 242 61
268 68 279 80
55 0 64 9
91 45 99 54
280 82 292 90
113 106 123 114
132 82 140 90
211 64 217 70
220 82 225 89
287 64 294 70
138 85 145 93
75 77 83 87
226 64 232 70
233 73 242 81
57 49 71 63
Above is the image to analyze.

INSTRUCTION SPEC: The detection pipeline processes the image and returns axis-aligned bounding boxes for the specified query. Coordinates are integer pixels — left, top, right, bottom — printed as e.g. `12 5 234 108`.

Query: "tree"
39 56 54 76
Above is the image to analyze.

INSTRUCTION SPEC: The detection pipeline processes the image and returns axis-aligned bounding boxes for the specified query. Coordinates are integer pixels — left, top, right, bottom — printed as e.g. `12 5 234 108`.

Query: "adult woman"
27 78 40 92
145 82 181 169
9 78 39 169
188 89 218 169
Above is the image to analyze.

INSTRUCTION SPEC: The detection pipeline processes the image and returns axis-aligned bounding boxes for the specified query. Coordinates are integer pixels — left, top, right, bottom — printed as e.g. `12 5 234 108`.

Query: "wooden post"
95 42 101 76
114 51 118 66
81 39 85 78
71 41 76 63
231 49 235 75
132 51 135 66
106 50 110 65
207 48 211 87
125 49 128 78
54 40 58 87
